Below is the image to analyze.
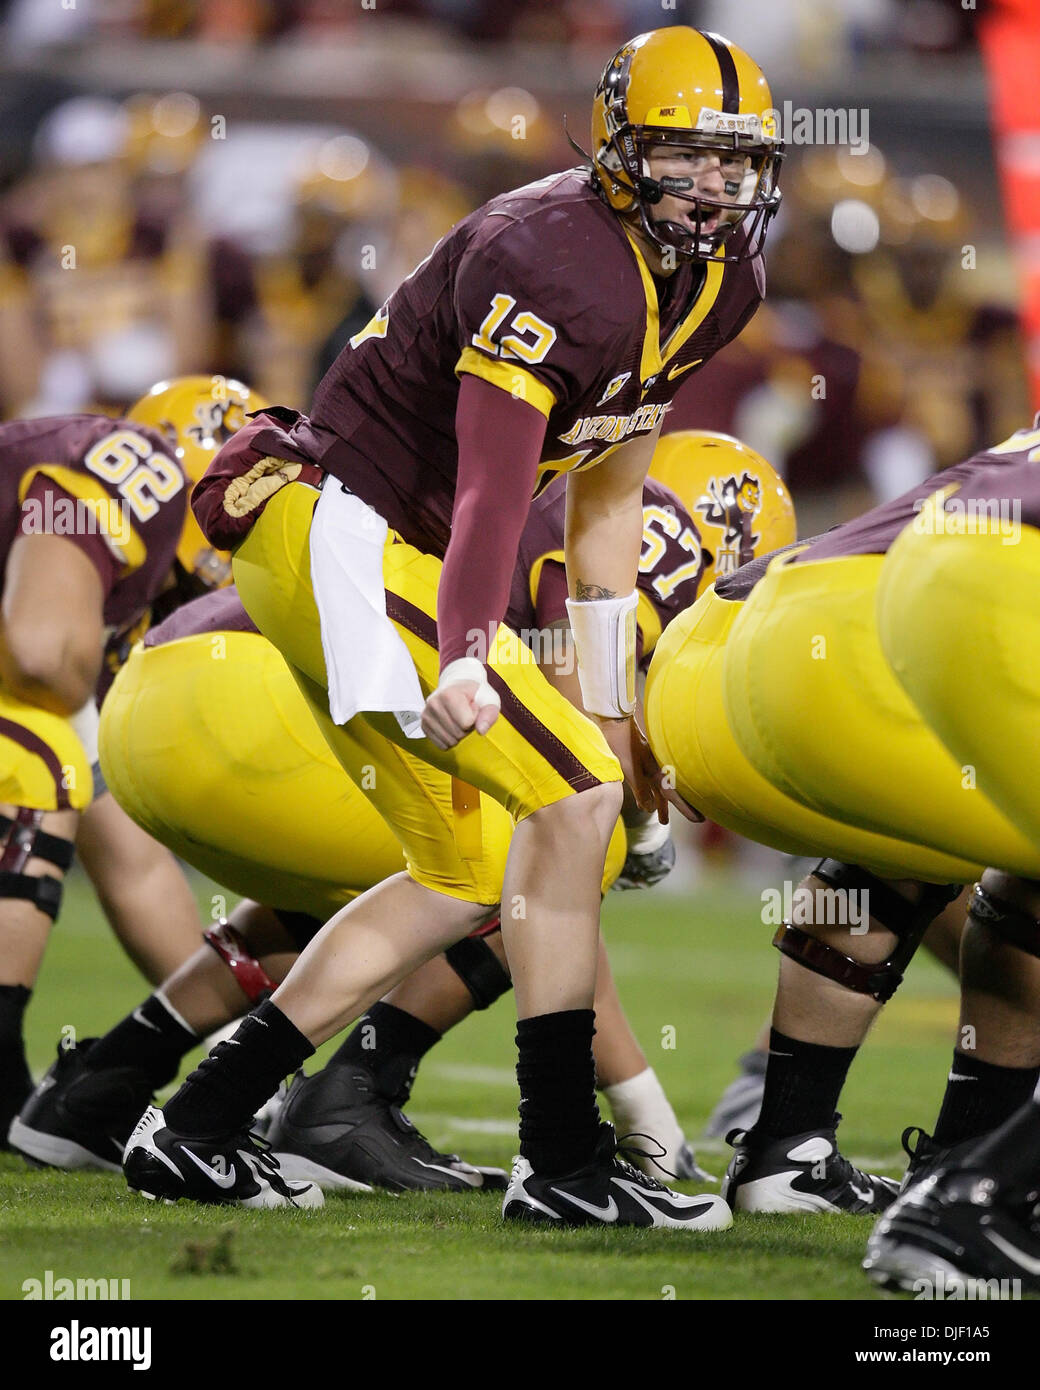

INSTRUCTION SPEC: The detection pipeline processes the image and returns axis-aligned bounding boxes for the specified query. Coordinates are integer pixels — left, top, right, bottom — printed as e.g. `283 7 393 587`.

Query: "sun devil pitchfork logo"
695 472 762 575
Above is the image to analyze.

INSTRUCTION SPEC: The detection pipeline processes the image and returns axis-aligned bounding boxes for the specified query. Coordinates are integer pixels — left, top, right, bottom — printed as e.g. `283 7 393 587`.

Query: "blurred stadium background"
0 2 1035 888
1 0 1039 1302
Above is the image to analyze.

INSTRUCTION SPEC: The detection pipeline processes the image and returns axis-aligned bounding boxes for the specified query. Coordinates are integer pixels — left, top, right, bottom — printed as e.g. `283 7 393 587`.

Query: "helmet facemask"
605 124 783 264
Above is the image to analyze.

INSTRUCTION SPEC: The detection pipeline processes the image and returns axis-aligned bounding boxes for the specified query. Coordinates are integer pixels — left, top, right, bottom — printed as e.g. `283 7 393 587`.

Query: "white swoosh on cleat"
850 1181 875 1205
182 1147 238 1189
414 1160 482 1187
984 1229 1040 1275
550 1189 619 1222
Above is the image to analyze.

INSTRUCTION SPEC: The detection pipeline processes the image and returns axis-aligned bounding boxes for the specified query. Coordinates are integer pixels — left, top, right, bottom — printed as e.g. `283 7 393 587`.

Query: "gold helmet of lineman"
590 27 783 262
126 375 270 589
649 430 796 588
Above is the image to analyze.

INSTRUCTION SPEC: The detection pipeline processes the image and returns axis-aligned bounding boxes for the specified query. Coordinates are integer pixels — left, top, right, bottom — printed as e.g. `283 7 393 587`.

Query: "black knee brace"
0 808 75 921
773 859 961 1003
444 934 512 1010
966 882 1040 959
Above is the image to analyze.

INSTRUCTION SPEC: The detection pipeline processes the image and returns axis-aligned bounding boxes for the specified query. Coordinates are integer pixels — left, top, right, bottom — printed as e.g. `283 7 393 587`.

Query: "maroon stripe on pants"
384 591 604 792
0 716 71 811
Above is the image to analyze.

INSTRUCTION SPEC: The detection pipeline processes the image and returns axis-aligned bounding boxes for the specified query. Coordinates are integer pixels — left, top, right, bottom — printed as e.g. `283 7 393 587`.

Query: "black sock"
164 1000 314 1139
0 983 32 1123
516 1009 600 1175
85 994 198 1090
754 1028 858 1138
932 1050 1040 1146
330 1001 441 1104
962 1093 1040 1191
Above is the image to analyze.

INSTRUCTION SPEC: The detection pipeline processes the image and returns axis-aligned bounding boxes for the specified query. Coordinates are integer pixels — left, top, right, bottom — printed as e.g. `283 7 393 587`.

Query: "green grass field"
0 866 962 1302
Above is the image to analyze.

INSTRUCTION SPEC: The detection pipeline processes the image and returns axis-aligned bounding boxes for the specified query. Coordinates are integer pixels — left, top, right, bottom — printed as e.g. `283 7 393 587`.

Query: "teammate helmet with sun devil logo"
649 430 796 588
590 27 783 263
126 375 270 588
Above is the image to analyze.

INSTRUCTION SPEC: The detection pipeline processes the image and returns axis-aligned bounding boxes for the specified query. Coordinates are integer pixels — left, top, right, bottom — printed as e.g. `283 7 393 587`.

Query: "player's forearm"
437 374 545 668
564 500 644 607
564 430 658 610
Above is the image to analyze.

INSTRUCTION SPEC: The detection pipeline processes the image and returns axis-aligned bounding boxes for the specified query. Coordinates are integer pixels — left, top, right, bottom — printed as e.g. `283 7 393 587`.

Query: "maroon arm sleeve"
437 373 547 669
532 558 569 631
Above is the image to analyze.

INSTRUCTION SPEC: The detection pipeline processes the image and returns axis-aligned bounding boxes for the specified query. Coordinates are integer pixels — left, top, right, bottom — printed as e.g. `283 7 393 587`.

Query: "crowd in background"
0 0 1026 540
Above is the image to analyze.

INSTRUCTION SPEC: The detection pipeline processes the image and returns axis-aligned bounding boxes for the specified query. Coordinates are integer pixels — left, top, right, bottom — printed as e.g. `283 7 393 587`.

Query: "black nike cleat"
899 1125 984 1192
502 1123 732 1230
268 1066 508 1193
721 1120 900 1214
864 1168 1040 1295
9 1037 152 1172
123 1106 323 1209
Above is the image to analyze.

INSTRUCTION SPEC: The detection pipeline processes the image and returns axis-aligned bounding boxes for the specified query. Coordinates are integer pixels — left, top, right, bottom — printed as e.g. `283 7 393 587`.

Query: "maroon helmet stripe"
385 591 605 792
0 717 72 810
702 31 740 114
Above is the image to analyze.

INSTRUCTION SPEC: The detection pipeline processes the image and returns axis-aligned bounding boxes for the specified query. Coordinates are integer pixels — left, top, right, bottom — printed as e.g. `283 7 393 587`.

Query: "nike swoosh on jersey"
984 1229 1040 1275
667 359 702 380
182 1146 238 1189
550 1188 619 1222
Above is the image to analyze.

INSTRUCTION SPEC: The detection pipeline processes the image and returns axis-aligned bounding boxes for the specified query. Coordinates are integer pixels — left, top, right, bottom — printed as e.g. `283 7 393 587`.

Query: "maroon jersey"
714 428 1040 601
236 168 763 559
144 585 259 648
2 415 187 647
790 434 1038 566
506 475 707 666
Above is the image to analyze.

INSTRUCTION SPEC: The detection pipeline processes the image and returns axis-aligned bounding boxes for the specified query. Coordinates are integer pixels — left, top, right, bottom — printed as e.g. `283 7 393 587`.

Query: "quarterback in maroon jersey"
130 27 782 1225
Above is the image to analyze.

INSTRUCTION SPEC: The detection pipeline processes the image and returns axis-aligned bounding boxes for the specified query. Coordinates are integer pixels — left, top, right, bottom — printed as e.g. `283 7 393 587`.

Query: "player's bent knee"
203 921 279 1004
445 933 513 1009
572 777 625 825
0 808 76 921
524 778 622 838
966 871 1040 960
773 859 960 1002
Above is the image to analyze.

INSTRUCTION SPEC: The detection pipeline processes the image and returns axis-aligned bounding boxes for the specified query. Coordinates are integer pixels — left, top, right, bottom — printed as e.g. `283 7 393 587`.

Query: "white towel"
309 482 426 738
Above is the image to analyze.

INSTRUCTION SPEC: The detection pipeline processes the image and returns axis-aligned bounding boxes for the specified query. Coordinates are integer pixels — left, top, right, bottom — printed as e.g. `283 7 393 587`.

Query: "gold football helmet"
126 375 270 588
649 430 796 587
590 27 783 262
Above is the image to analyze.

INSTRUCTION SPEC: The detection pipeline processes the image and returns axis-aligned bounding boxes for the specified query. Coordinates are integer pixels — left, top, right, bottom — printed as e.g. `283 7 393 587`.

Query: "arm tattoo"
574 581 617 601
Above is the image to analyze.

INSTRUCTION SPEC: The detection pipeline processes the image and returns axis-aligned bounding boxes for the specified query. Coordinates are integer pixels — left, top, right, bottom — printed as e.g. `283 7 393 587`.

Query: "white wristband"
565 590 638 718
626 814 671 855
437 657 501 714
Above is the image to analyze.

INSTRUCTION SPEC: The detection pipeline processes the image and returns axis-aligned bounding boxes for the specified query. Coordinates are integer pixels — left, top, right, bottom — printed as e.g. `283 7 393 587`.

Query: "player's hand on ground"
423 660 501 749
